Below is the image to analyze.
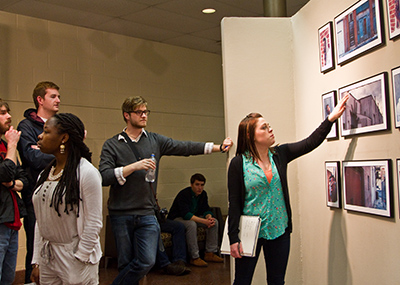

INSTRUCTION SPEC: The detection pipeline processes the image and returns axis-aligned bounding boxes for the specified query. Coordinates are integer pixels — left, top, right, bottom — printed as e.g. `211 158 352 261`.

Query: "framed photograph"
322 91 338 139
325 161 341 208
318 22 335 73
392 66 400 128
334 0 384 65
386 0 400 39
343 160 391 217
339 72 388 137
397 159 400 216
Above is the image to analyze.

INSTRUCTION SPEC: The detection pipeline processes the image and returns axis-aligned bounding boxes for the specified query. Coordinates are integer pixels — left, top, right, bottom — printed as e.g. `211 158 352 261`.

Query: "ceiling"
0 0 310 54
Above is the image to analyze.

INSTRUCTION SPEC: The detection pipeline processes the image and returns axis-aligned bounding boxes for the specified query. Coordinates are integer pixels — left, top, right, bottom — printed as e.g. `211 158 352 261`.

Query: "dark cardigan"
227 118 333 245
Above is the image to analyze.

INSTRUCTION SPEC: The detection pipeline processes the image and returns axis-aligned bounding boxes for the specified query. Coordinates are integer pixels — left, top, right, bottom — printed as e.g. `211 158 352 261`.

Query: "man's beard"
0 123 10 134
131 120 146 129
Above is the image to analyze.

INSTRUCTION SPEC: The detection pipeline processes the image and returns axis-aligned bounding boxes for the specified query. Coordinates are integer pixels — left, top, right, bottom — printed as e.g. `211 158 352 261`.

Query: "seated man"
168 173 223 267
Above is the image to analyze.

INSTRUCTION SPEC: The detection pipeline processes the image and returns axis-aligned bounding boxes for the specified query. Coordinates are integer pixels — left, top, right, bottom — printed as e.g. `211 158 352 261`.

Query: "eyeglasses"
130 110 151 116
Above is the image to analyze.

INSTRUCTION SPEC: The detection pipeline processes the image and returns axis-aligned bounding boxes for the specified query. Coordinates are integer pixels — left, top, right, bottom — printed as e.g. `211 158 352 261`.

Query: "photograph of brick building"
342 91 383 130
343 160 391 217
340 73 387 136
335 0 383 64
344 165 386 210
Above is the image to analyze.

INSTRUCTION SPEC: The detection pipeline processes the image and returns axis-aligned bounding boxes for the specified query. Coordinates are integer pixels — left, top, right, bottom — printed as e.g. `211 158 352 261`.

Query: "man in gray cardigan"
99 96 232 285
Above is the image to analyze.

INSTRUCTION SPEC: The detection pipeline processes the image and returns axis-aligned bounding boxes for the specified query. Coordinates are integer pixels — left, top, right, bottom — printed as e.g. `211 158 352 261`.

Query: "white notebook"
220 215 261 257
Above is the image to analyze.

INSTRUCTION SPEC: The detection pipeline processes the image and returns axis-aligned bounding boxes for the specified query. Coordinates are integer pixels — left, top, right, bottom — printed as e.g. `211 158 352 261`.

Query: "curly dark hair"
36 113 92 216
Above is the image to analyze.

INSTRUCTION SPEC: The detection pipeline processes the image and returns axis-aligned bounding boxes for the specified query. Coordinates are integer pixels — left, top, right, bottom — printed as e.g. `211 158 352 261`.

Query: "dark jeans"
0 224 19 284
23 204 36 283
157 219 187 267
234 229 291 285
110 214 160 285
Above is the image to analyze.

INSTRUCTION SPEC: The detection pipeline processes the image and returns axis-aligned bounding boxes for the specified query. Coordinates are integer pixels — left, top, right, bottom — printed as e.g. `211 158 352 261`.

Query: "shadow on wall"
25 18 51 51
88 32 120 59
327 137 357 284
328 211 352 285
133 41 169 75
344 137 358 161
0 25 10 99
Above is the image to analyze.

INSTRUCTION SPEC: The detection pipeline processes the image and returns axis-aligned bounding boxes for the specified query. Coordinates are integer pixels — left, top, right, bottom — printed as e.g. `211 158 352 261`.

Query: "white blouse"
32 158 103 265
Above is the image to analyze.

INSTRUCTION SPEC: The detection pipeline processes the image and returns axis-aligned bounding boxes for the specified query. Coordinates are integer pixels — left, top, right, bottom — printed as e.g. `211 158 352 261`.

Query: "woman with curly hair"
30 113 102 285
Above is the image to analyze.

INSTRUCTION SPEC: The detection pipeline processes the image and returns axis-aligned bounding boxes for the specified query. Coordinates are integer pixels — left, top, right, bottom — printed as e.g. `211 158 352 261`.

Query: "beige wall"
221 17 301 284
222 0 400 284
293 0 400 284
0 11 228 271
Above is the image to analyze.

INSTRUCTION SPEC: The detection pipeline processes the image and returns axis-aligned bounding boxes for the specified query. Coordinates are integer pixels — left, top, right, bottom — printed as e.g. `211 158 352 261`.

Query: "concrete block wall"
0 10 228 270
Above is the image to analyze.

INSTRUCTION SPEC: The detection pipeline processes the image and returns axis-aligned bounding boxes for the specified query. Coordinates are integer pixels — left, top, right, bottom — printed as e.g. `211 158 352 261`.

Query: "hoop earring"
60 142 65 154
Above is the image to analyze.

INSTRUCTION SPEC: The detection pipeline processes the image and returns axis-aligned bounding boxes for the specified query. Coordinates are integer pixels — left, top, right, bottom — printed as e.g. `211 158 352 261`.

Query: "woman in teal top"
227 94 349 285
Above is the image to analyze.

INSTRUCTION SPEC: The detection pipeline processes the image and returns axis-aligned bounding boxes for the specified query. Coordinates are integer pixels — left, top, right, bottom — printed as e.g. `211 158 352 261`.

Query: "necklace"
48 166 64 181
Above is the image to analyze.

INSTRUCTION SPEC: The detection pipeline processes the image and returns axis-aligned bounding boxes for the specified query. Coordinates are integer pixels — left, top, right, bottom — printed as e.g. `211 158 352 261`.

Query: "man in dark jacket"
0 99 28 284
16 81 60 283
168 173 223 267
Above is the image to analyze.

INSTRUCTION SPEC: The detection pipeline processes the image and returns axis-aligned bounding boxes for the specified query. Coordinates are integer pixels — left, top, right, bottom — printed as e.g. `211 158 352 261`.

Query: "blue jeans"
159 219 187 264
0 224 19 285
234 228 291 285
110 215 160 285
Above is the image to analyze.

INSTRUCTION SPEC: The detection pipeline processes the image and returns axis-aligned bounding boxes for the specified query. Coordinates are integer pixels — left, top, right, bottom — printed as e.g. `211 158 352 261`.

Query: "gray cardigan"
99 131 206 216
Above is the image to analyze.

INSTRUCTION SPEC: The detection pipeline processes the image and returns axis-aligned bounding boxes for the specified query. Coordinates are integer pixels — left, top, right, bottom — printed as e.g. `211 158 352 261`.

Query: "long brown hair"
236 113 263 161
236 113 275 162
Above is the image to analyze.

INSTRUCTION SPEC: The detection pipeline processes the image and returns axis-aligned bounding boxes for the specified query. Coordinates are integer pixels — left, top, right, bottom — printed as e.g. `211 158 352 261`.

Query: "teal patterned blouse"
242 151 288 240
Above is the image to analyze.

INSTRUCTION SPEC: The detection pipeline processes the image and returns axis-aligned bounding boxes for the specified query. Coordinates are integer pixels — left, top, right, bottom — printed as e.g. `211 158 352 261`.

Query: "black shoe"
162 262 186 276
174 260 191 275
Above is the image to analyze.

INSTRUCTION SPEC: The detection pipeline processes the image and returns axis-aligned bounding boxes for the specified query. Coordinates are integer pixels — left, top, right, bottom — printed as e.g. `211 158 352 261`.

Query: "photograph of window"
334 0 384 65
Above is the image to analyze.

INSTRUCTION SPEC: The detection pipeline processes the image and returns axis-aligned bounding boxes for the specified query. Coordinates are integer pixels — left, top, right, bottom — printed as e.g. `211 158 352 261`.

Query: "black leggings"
234 228 290 285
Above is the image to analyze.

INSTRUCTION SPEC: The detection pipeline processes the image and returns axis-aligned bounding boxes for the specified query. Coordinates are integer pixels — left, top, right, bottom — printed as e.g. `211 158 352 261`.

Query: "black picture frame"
338 72 389 137
334 0 384 65
397 159 400 217
322 91 338 139
325 161 341 208
343 159 391 217
392 66 400 128
385 0 400 39
318 22 335 73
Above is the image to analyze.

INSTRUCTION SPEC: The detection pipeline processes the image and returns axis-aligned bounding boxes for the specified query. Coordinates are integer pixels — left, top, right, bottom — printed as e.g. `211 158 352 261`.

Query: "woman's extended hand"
230 242 243 258
328 92 350 122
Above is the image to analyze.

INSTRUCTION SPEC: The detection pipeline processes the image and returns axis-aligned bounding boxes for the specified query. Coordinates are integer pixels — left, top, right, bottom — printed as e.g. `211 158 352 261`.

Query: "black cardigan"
227 118 333 245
